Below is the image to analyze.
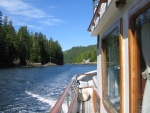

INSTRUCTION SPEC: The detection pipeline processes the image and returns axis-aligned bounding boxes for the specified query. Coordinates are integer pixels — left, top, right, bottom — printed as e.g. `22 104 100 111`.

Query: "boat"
50 70 97 113
50 0 150 112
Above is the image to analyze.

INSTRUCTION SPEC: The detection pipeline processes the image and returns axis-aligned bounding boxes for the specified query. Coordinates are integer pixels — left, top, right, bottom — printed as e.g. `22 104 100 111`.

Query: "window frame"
101 19 124 113
129 0 150 113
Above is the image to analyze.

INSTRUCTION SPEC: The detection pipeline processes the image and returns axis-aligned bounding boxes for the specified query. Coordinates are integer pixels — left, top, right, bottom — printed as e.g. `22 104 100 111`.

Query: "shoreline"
25 62 57 67
0 62 96 68
71 62 97 65
0 62 57 68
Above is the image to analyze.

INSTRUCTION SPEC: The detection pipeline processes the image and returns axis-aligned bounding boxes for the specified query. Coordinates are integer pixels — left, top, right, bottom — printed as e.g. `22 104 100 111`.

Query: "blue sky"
0 0 96 51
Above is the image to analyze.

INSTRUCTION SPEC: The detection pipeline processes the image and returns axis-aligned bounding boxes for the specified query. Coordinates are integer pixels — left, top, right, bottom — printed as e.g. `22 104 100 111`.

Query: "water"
0 64 96 113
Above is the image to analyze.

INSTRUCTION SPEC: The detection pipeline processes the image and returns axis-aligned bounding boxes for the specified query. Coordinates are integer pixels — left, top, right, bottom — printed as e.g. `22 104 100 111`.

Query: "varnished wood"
120 18 124 113
93 89 97 113
129 17 141 113
93 88 101 113
129 1 150 113
101 43 106 100
129 22 135 113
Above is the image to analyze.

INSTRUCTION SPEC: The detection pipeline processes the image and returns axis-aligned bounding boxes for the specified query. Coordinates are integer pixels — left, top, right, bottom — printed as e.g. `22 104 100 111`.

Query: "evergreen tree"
1 16 8 64
17 26 29 65
0 11 5 65
0 12 64 67
39 32 47 64
0 11 2 26
54 41 64 65
5 20 17 64
64 45 97 63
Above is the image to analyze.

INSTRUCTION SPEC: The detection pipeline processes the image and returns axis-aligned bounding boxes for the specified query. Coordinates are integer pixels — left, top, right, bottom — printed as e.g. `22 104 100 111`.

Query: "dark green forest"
0 11 64 67
64 45 97 63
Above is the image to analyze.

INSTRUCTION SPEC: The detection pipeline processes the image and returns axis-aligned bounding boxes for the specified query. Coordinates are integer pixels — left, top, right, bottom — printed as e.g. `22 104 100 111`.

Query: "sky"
0 0 96 51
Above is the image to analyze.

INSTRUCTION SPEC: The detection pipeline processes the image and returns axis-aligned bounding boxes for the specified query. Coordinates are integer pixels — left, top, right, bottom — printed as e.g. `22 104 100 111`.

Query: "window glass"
104 29 120 110
135 8 150 110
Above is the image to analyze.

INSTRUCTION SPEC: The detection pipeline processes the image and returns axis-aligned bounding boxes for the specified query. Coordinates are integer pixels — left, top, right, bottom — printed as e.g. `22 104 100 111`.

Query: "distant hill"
63 45 97 63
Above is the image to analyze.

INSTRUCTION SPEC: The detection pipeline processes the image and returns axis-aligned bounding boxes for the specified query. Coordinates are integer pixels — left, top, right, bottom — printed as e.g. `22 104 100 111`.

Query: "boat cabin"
88 0 150 113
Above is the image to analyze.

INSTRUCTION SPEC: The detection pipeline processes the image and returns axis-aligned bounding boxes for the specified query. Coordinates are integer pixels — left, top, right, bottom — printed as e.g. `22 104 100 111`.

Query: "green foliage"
64 45 97 63
0 11 64 66
17 26 29 65
0 11 3 26
1 16 17 65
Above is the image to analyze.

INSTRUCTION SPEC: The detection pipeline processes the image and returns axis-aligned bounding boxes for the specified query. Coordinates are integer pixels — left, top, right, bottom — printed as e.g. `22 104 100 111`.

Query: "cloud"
39 18 63 26
0 0 46 18
27 24 35 28
0 0 63 28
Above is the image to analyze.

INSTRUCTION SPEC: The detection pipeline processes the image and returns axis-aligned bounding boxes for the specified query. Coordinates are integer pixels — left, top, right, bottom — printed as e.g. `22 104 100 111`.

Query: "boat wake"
25 91 56 106
25 90 68 113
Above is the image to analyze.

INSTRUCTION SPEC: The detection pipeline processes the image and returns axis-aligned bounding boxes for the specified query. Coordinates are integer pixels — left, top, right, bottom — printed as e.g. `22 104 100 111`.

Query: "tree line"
0 11 64 67
64 45 97 63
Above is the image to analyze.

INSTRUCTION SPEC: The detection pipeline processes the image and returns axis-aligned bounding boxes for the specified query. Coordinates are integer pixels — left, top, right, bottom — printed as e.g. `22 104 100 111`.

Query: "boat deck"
77 98 94 113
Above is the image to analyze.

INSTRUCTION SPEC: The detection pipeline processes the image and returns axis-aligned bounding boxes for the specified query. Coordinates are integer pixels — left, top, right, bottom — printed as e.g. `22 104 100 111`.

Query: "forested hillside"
0 11 64 67
64 45 97 63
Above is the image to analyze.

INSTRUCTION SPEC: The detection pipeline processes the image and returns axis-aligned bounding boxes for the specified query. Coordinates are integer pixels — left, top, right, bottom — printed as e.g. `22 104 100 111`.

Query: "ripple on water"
0 64 96 112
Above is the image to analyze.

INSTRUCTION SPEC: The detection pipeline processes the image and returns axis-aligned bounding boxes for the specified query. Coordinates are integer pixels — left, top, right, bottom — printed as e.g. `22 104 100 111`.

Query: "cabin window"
129 3 150 112
135 8 150 77
103 29 120 111
135 8 150 112
134 7 150 112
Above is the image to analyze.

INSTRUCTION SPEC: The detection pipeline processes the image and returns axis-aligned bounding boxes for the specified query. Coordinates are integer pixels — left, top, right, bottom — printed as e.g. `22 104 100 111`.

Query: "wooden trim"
120 18 124 113
129 21 135 113
101 19 124 113
101 43 106 100
93 88 101 113
93 89 97 113
128 1 150 113
129 16 141 113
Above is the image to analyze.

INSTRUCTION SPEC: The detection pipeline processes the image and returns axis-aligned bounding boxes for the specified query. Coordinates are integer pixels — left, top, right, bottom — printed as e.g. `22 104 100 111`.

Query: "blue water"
0 64 96 113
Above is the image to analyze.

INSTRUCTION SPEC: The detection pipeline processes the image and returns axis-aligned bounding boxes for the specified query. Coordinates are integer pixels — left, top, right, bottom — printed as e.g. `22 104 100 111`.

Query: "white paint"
89 0 143 112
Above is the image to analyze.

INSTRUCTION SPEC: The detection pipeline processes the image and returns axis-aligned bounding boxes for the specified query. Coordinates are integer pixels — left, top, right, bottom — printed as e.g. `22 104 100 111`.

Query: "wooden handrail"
93 88 101 113
50 78 76 113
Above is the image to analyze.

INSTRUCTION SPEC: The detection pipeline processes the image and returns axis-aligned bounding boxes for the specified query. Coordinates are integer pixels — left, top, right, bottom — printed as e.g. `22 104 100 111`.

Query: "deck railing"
50 70 97 113
50 77 77 113
88 0 111 33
